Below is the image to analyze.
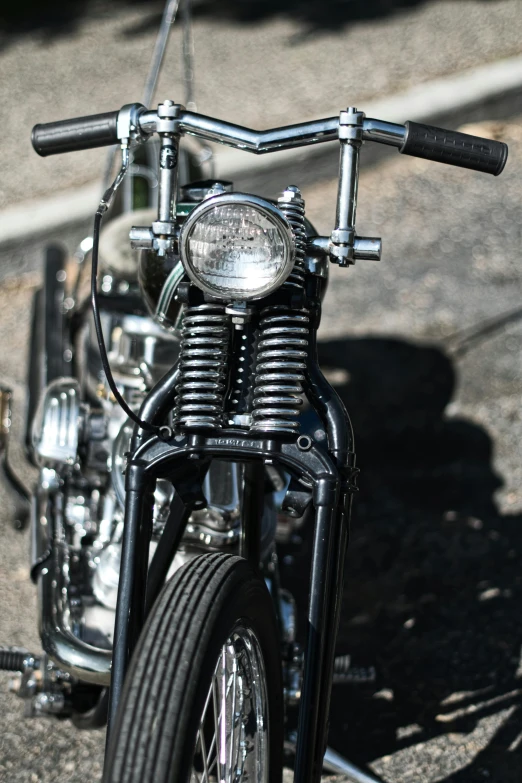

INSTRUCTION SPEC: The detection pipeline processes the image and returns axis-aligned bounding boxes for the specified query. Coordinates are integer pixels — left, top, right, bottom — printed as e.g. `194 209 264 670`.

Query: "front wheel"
104 553 283 783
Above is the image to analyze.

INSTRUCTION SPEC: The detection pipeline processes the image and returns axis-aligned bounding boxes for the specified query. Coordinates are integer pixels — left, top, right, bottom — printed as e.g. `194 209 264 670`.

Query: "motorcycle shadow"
282 336 522 782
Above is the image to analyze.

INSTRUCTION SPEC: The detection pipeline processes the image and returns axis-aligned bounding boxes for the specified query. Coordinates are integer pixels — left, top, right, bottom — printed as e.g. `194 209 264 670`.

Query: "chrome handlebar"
31 101 406 158
136 106 406 154
127 102 390 266
31 101 508 267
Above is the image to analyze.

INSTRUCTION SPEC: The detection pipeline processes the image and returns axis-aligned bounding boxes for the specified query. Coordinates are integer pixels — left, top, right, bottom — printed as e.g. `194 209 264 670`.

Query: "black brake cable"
90 145 168 438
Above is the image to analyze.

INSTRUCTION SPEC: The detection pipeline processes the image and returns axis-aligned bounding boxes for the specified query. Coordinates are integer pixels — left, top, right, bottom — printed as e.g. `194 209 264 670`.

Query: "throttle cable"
90 145 168 437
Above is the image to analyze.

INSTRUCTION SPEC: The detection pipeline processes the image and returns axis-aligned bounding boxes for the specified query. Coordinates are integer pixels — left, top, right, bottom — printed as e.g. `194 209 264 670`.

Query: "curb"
1 55 522 248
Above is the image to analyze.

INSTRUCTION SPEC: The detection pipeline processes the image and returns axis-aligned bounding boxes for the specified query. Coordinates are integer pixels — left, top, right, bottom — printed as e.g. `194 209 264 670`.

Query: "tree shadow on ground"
1 0 493 39
281 336 522 781
123 0 432 38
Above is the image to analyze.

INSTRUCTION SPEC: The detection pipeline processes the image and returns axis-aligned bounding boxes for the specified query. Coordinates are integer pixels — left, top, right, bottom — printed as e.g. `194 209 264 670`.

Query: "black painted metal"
72 688 109 730
305 300 354 468
44 244 70 384
26 245 70 461
106 463 153 736
296 288 358 781
313 490 353 773
131 431 337 483
293 479 339 783
145 490 192 614
134 364 180 449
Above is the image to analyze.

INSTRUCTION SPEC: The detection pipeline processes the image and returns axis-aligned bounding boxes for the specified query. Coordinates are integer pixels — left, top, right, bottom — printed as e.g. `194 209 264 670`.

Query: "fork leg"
294 477 341 783
106 461 153 738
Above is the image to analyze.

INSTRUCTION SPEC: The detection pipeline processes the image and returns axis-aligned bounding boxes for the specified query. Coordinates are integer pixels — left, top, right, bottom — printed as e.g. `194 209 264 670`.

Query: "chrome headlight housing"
179 193 295 301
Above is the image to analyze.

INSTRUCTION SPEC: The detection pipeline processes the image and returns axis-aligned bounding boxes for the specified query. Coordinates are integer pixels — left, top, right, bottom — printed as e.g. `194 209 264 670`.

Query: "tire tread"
105 553 283 783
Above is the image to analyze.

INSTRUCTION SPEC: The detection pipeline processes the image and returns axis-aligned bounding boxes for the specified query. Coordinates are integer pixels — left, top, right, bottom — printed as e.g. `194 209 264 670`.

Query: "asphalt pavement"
1 0 521 207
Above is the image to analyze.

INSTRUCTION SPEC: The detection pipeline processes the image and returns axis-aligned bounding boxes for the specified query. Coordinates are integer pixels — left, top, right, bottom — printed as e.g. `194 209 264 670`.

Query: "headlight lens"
179 194 295 300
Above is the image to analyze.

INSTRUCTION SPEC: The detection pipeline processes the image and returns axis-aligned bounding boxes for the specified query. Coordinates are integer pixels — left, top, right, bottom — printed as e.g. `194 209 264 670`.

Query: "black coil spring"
250 308 309 434
278 187 306 289
174 304 230 429
250 186 309 435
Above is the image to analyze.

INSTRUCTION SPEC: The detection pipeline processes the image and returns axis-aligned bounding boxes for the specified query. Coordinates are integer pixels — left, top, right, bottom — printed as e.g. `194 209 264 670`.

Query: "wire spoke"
195 625 267 783
199 724 211 783
229 654 238 774
200 680 214 730
220 646 228 782
212 673 223 783
206 731 217 773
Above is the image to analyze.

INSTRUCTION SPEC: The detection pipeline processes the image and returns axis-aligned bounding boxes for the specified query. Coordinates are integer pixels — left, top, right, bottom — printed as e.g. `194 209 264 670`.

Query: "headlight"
179 193 295 300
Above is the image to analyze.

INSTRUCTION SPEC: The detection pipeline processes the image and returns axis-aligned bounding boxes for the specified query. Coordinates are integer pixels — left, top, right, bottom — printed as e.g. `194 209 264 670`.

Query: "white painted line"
2 55 521 246
214 54 522 177
0 182 100 245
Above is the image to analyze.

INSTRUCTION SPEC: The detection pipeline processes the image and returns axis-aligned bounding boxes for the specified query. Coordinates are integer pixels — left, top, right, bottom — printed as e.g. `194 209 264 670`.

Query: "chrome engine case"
30 300 280 673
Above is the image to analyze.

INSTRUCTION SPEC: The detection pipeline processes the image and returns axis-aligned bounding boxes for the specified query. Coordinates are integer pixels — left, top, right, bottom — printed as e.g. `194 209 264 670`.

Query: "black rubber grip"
32 110 119 157
400 121 508 176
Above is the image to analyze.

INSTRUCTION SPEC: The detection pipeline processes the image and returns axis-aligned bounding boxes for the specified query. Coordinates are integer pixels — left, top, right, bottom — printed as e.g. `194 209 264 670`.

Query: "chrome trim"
179 192 295 301
120 313 179 340
362 117 406 147
279 588 297 644
30 471 57 580
353 237 382 261
32 378 81 467
36 489 111 686
129 225 154 250
117 103 148 145
158 127 179 224
137 109 406 154
307 236 330 255
308 235 381 263
331 108 364 266
155 261 185 326
203 460 241 521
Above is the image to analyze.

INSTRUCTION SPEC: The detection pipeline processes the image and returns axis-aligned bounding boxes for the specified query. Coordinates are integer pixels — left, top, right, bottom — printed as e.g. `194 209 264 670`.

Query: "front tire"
104 553 283 783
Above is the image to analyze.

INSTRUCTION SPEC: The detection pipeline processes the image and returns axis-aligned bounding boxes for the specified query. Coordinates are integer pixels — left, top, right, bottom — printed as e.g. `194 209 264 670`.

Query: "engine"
31 298 277 650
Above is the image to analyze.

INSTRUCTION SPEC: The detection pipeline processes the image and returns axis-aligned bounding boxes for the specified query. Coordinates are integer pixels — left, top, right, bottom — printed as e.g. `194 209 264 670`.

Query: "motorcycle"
0 4 508 782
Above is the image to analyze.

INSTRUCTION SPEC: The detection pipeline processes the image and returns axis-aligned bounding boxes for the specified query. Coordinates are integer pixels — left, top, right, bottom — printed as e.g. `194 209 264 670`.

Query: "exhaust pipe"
34 486 112 686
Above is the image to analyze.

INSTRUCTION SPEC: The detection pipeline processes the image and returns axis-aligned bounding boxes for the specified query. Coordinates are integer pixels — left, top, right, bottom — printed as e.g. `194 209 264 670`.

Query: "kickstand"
285 735 384 783
323 746 384 782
